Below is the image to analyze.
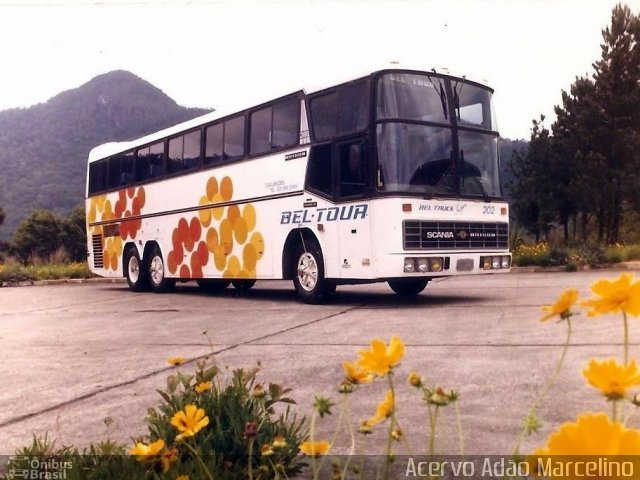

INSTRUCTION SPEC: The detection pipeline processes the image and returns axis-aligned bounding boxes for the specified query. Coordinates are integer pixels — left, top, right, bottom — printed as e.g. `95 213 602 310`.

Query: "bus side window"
204 123 223 167
338 141 368 198
306 144 333 199
89 159 108 194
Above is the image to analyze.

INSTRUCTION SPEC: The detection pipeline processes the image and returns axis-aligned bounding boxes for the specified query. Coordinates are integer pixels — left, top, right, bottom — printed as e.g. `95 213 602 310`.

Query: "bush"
605 245 625 263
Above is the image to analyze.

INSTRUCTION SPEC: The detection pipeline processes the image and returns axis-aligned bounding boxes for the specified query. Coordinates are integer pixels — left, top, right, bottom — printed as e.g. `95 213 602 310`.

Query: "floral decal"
166 175 264 279
87 187 146 271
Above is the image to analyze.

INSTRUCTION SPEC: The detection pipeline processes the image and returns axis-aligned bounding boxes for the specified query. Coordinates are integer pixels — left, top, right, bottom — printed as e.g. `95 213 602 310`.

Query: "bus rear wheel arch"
387 278 429 297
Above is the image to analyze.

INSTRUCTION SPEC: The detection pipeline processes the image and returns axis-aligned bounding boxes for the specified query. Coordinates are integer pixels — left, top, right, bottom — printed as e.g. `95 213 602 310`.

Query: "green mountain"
0 70 210 241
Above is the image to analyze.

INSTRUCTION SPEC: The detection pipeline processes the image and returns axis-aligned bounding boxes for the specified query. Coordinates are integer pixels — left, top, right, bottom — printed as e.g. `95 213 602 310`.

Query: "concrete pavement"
1 270 638 456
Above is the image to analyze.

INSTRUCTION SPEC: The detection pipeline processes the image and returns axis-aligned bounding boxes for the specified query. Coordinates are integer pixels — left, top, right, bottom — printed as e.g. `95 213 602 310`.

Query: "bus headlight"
404 257 444 273
428 257 443 272
480 255 511 270
404 258 415 273
417 258 429 272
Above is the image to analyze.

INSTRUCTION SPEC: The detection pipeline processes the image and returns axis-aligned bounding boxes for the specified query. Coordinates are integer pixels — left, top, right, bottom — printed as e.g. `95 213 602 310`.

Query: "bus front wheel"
147 245 173 293
388 278 429 297
292 240 334 304
124 246 147 292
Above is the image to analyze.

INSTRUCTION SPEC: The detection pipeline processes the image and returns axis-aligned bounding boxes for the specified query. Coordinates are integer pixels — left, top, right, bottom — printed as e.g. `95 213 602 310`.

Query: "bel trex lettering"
280 204 368 224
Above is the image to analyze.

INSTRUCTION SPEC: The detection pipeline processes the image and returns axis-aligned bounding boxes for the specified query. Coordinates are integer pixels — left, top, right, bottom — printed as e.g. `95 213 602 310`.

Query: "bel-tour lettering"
280 204 368 224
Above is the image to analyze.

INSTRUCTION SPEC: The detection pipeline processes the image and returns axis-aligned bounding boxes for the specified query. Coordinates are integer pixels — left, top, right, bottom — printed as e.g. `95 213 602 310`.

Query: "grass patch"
0 262 93 283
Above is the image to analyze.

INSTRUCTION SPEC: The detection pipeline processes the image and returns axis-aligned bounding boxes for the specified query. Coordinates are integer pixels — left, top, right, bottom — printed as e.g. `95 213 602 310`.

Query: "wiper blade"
427 75 448 119
460 150 491 202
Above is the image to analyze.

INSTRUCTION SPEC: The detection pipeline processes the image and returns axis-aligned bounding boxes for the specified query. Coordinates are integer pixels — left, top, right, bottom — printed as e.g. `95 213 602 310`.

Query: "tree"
590 3 640 244
60 206 87 262
0 206 4 226
12 210 63 263
506 117 557 242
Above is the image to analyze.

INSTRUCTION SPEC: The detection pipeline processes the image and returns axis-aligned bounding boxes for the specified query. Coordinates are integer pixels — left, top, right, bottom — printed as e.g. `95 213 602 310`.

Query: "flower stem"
513 318 572 456
429 406 440 457
183 440 214 480
247 438 254 480
624 311 629 366
613 399 619 422
383 375 397 480
454 401 465 457
342 395 356 480
309 410 319 480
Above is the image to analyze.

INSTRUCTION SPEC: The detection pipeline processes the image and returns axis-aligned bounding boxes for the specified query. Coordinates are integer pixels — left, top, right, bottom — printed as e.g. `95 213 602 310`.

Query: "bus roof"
88 63 490 163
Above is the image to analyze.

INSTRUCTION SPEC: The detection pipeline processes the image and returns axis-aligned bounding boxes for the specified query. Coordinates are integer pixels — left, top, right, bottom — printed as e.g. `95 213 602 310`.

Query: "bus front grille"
403 221 509 250
92 234 104 268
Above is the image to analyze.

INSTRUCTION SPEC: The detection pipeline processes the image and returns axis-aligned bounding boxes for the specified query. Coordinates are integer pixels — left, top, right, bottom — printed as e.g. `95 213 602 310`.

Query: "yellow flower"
583 358 640 400
366 390 395 427
167 356 187 366
299 440 331 456
343 361 373 384
161 447 178 473
532 412 640 456
261 443 274 456
272 435 287 449
170 404 210 441
581 273 640 317
130 438 165 460
194 381 212 393
356 336 405 377
408 371 422 387
176 476 190 480
540 288 579 322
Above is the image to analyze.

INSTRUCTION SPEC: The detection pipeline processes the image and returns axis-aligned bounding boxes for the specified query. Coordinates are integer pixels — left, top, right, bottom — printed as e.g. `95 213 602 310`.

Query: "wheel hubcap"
150 256 164 285
128 255 140 283
297 253 318 292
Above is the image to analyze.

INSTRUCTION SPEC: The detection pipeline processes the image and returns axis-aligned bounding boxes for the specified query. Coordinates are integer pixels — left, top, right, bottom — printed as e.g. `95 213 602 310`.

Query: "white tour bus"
86 67 511 303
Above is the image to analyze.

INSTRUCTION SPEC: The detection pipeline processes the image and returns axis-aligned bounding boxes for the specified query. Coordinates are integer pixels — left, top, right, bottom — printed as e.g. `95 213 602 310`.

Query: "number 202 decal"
483 206 495 215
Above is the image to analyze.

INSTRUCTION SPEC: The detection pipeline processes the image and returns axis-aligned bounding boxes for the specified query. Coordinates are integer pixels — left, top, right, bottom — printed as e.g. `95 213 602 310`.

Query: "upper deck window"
310 79 369 141
88 160 108 194
108 151 134 189
377 73 449 124
135 141 165 182
168 130 201 174
224 116 245 161
452 80 495 131
250 96 299 155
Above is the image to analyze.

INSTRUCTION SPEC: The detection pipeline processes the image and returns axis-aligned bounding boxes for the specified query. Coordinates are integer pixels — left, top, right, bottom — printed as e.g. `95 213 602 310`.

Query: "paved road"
0 270 638 456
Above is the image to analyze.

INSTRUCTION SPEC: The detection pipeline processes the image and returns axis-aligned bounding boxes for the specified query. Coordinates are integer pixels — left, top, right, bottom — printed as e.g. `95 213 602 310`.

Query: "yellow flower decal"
541 288 579 322
366 390 395 427
343 361 373 384
299 440 331 456
532 412 640 455
130 438 165 460
195 381 212 393
167 356 186 366
170 404 210 441
581 273 640 317
583 358 640 400
356 336 405 377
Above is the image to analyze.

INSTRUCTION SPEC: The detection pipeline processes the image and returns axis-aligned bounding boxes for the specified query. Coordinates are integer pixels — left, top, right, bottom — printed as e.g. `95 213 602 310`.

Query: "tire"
232 279 256 292
124 246 148 292
198 279 230 293
388 278 429 297
147 245 173 293
292 239 333 304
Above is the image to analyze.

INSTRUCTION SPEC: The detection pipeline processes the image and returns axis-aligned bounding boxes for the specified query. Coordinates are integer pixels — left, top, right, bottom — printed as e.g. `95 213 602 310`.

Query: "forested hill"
0 70 210 241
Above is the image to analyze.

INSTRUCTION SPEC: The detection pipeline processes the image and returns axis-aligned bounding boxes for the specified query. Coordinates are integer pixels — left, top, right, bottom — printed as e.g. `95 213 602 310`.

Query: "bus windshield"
376 72 501 198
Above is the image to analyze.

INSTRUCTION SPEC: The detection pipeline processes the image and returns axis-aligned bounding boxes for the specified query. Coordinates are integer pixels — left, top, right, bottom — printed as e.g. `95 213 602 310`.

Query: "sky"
0 0 638 140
